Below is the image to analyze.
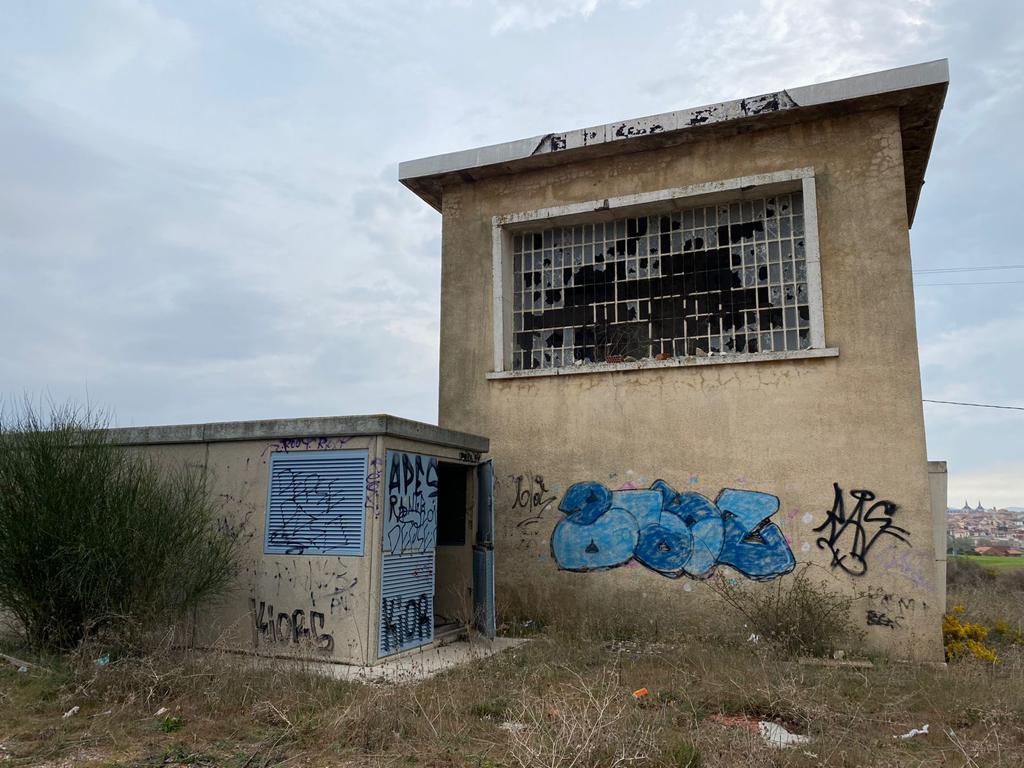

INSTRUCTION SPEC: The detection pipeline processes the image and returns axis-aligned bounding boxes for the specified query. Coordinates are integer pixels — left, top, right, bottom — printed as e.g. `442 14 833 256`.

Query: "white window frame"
488 167 836 379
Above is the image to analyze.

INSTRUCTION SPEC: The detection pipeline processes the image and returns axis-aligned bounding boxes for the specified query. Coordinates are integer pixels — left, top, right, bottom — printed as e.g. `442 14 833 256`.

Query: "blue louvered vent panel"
265 449 367 556
379 552 434 656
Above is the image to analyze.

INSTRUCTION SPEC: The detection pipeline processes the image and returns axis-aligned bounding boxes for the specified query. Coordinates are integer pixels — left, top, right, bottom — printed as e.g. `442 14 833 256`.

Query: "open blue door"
473 459 496 638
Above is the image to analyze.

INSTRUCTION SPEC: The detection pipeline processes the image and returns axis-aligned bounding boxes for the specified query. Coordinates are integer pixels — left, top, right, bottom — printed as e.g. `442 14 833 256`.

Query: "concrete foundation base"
320 636 527 683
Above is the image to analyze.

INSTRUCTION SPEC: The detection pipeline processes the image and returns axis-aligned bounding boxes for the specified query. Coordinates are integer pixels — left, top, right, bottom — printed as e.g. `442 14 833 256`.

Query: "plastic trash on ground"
62 706 79 719
895 724 929 740
758 721 811 749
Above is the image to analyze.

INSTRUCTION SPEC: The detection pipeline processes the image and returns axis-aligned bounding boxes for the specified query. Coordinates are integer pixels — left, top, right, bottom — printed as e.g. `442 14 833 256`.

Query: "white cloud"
489 0 652 32
0 0 1020 483
664 0 943 102
919 314 1024 373
491 0 600 32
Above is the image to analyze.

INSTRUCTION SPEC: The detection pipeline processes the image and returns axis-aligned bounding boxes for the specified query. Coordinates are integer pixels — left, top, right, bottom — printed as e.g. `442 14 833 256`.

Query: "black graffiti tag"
250 599 334 653
866 609 900 629
511 474 557 529
381 593 431 653
814 483 910 576
267 468 352 554
385 453 439 553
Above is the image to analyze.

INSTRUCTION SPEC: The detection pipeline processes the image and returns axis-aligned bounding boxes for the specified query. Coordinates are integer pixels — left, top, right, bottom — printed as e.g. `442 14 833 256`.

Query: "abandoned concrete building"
112 59 950 665
399 59 950 661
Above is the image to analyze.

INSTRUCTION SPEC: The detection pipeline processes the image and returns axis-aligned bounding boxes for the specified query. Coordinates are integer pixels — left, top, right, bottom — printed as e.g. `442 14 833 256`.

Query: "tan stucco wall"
437 108 943 660
135 436 380 664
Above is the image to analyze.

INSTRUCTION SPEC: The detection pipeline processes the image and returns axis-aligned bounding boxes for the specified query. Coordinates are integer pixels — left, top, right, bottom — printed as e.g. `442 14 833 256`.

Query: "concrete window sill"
485 347 839 380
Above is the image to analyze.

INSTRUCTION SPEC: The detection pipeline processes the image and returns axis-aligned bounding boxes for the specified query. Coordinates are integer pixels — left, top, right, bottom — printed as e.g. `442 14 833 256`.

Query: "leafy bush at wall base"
0 402 239 651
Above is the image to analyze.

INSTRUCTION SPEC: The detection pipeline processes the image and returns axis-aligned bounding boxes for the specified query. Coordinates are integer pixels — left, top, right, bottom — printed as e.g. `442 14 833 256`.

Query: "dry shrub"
947 557 998 588
505 670 656 768
705 565 862 657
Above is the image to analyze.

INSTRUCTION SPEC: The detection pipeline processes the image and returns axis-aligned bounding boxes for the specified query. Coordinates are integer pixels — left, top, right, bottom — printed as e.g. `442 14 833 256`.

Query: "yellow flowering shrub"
943 605 998 663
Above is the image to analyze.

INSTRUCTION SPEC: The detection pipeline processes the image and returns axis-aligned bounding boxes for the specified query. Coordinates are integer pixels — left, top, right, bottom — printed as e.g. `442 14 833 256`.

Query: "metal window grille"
265 450 367 556
510 192 810 370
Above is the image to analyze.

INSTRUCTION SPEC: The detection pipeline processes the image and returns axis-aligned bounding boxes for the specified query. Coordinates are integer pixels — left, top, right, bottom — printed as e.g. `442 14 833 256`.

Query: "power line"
917 266 1024 274
923 399 1024 412
915 280 1024 286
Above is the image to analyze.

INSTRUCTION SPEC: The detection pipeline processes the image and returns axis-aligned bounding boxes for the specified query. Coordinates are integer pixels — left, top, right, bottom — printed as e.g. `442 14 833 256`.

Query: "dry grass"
1 574 1023 767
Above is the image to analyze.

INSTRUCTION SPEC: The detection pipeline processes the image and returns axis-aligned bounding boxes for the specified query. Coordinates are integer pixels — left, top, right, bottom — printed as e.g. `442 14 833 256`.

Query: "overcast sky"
0 0 1021 506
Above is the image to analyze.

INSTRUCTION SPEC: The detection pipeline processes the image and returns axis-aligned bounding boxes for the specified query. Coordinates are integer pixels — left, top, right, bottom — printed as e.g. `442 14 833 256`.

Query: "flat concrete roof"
400 59 948 226
107 414 489 453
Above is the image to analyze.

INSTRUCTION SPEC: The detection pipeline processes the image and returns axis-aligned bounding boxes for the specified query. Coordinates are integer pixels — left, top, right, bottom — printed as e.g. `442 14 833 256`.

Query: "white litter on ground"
61 706 79 719
758 721 810 748
499 721 527 732
153 707 168 717
896 724 929 740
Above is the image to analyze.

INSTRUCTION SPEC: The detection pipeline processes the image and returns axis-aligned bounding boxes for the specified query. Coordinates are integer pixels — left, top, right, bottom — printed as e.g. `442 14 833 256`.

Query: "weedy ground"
2 567 1023 768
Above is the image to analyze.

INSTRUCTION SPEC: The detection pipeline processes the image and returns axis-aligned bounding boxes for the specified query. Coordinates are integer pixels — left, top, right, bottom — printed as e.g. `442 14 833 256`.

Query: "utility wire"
915 280 1024 286
914 264 1024 274
923 399 1024 412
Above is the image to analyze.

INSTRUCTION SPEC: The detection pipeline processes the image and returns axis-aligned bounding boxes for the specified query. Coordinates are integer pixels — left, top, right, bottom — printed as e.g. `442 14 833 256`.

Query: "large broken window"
510 192 811 370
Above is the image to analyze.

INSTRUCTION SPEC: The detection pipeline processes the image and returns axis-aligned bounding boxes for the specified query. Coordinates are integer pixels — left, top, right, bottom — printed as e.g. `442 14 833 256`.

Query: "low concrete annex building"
111 416 495 666
400 60 950 660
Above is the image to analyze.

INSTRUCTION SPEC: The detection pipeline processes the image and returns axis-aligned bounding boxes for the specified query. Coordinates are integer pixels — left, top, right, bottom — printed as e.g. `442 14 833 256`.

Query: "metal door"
473 459 496 638
379 450 438 657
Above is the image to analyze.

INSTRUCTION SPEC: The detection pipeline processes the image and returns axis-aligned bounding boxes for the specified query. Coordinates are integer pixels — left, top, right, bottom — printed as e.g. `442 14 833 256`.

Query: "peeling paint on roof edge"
399 59 948 226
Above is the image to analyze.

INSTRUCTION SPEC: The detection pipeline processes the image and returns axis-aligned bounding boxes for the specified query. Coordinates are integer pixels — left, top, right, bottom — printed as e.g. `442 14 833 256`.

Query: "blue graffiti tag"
551 480 795 581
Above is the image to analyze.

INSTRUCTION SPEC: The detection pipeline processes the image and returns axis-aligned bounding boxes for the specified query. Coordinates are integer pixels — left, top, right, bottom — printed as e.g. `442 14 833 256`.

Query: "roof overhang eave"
399 59 948 227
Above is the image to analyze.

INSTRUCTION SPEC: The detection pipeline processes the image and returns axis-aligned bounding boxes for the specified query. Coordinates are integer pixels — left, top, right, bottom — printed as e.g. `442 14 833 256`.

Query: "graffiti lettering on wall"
814 483 909 577
261 436 351 457
250 598 334 653
861 586 927 632
551 480 795 581
267 467 355 554
366 457 383 518
380 593 431 654
249 562 358 616
384 452 438 554
866 609 900 629
511 474 558 529
862 586 926 614
459 450 482 463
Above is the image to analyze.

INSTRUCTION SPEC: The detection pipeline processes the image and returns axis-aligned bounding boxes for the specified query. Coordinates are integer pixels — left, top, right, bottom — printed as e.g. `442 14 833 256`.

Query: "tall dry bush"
505 670 656 768
706 565 862 656
0 401 239 650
